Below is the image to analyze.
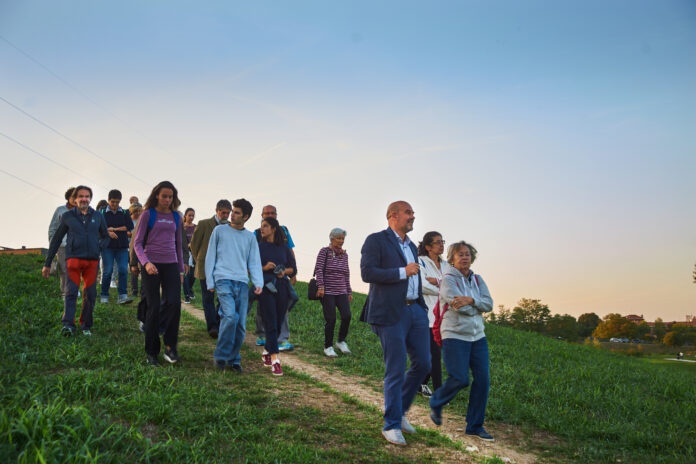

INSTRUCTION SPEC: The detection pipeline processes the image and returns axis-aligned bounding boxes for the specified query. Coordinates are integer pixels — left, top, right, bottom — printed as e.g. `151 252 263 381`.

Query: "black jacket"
44 207 108 265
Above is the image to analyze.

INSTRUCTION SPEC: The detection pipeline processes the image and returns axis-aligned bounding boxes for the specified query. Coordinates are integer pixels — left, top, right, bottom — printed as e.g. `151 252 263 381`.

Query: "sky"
1 1 695 322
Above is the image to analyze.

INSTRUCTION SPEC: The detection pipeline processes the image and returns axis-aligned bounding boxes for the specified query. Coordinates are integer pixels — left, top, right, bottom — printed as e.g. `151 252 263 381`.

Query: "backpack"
431 273 479 347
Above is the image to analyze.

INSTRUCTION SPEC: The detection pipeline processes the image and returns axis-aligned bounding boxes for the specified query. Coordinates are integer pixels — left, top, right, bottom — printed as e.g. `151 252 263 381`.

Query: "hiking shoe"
118 294 133 304
335 341 351 354
255 337 266 346
82 329 92 336
100 296 109 304
430 406 442 426
419 384 433 398
214 359 226 370
262 352 272 367
324 346 338 357
164 347 181 363
147 355 161 367
278 341 294 351
208 328 219 338
466 429 494 441
230 364 243 374
271 360 283 376
61 326 74 337
401 416 416 434
184 297 191 304
382 428 407 446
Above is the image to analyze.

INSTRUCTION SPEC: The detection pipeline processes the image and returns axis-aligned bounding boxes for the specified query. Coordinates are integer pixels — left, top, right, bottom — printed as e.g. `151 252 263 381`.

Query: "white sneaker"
324 346 338 357
110 281 117 288
382 428 407 446
335 341 351 354
401 416 416 434
100 296 109 304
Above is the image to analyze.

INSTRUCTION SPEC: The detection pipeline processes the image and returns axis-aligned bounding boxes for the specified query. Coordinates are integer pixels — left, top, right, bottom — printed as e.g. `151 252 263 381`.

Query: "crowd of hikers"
43 183 495 445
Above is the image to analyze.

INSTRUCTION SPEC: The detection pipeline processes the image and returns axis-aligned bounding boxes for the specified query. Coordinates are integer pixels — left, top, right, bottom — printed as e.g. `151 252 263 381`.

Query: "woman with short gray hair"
429 240 494 441
315 228 352 357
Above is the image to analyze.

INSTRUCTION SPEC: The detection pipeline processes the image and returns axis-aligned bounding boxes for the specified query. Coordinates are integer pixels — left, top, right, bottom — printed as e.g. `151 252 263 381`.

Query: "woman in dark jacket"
258 217 296 376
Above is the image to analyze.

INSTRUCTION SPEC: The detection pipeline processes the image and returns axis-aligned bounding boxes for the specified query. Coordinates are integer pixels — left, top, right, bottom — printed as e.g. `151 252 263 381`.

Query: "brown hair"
143 181 181 211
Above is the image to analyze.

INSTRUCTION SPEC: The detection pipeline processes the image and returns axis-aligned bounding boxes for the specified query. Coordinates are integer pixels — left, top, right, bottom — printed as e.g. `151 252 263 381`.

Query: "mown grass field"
276 283 696 464
0 254 468 464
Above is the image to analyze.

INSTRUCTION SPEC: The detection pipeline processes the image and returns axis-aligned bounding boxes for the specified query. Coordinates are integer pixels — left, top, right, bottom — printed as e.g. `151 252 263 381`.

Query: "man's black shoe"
147 355 161 367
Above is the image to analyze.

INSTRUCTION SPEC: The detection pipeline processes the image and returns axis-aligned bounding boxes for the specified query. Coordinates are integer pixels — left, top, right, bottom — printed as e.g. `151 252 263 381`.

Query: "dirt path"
183 303 542 464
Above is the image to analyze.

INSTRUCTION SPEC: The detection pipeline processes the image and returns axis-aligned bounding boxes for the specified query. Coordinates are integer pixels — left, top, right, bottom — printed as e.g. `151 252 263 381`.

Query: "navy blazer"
360 228 426 326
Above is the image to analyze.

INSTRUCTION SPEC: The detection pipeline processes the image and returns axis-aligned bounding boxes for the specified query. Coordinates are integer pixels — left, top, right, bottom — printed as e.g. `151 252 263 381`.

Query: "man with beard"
43 185 108 336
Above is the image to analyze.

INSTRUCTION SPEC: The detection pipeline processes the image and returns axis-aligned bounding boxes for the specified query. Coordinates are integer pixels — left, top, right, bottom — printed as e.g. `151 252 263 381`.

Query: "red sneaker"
271 361 283 376
262 352 272 367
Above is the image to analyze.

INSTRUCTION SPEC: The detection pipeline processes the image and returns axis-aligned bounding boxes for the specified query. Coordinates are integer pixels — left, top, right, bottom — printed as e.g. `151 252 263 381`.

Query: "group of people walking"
43 185 495 445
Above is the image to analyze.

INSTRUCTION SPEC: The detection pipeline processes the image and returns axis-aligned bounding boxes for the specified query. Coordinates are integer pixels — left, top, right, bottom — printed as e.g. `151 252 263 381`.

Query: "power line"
0 95 150 185
0 167 61 199
0 131 102 188
0 34 176 161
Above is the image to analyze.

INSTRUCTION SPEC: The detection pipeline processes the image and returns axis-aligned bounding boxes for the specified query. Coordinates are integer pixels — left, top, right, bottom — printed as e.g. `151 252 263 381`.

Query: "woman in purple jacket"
134 181 185 367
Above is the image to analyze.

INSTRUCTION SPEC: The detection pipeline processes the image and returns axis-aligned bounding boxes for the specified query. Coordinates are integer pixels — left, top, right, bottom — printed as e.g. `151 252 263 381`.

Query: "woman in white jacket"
429 240 494 442
417 231 449 397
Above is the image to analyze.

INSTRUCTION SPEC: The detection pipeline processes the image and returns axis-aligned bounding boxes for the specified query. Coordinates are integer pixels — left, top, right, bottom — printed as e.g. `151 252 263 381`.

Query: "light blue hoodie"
204 224 263 290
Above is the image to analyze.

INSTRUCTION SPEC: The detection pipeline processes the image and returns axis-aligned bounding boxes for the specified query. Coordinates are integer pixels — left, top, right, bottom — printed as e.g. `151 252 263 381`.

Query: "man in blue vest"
100 189 134 304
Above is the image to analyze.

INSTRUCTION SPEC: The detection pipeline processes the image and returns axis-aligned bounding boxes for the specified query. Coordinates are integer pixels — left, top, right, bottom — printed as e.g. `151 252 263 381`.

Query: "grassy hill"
276 286 696 463
1 254 694 463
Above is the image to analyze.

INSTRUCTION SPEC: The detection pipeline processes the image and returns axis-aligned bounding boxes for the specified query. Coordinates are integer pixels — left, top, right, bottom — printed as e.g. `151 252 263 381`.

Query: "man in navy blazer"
361 201 431 446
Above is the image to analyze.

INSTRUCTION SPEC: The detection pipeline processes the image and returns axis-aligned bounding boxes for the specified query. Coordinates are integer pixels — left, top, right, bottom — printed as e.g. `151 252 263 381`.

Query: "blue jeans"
182 263 196 298
373 303 431 431
213 280 249 365
429 337 490 434
100 247 129 296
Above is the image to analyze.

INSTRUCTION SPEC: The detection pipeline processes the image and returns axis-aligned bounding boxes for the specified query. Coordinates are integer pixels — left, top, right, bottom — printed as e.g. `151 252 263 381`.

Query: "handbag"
307 248 329 300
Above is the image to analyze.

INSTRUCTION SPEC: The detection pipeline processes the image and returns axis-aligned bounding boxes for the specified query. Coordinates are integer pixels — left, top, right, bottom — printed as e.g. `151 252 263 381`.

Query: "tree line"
485 299 696 346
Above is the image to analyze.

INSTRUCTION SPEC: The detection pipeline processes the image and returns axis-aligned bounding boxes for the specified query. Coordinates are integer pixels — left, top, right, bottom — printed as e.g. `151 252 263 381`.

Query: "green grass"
5 254 695 463
277 282 696 464
0 254 463 463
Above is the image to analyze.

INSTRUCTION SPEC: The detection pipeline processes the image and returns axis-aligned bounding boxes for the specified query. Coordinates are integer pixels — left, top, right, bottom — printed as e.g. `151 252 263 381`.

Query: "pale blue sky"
1 1 694 321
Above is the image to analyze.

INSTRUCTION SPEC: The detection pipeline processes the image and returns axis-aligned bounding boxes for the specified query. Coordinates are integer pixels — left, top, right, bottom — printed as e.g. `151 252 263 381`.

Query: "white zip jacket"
418 255 450 327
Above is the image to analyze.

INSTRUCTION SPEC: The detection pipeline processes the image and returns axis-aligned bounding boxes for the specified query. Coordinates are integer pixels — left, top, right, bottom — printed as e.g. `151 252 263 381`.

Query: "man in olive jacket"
189 199 231 337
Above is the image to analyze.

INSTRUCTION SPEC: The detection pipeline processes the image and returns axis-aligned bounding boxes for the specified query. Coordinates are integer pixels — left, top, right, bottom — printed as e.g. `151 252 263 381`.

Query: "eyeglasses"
431 240 445 245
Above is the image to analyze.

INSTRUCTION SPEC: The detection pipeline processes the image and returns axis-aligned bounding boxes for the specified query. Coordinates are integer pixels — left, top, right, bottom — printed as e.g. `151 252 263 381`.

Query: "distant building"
0 246 46 255
625 314 645 324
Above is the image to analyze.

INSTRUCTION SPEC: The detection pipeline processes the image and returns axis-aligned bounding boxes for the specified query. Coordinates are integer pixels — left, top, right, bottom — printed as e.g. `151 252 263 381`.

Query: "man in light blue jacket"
205 198 263 372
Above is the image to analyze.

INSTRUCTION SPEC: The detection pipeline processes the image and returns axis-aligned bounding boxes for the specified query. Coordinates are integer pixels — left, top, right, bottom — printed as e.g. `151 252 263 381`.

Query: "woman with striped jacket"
315 228 352 357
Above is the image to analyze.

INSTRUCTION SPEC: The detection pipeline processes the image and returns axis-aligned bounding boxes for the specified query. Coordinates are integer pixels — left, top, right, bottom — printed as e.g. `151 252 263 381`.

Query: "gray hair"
329 228 347 239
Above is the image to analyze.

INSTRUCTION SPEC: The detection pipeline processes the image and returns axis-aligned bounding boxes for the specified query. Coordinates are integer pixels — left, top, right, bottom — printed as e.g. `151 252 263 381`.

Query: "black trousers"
423 329 442 390
322 293 351 348
258 278 289 355
141 263 181 356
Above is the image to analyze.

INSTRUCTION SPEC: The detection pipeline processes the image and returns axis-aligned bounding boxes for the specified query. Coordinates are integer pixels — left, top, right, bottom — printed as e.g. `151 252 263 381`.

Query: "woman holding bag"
315 228 352 357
